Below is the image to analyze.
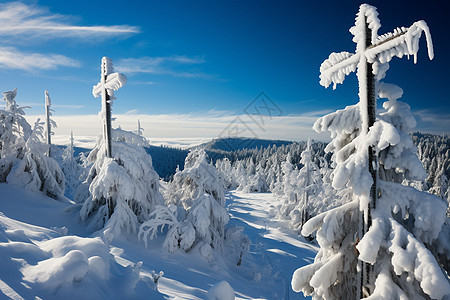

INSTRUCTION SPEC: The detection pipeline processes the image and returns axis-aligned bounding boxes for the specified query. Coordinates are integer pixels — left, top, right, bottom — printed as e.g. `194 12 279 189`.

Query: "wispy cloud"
52 104 85 109
413 109 450 134
115 55 211 78
128 81 157 86
18 102 85 109
124 109 139 115
0 2 140 41
0 46 80 71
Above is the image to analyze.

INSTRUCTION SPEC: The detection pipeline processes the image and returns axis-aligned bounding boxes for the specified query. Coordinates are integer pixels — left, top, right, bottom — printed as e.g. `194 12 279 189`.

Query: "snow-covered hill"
0 183 317 299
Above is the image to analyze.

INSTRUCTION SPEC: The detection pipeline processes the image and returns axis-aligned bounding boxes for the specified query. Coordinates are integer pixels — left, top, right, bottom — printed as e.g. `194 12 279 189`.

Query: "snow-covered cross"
319 4 433 297
44 90 56 156
92 57 127 158
137 119 144 136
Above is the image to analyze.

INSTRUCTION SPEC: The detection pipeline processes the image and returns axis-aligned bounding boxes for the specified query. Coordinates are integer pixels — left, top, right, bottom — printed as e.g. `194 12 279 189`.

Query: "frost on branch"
0 89 65 199
77 128 163 236
357 188 449 299
293 201 359 299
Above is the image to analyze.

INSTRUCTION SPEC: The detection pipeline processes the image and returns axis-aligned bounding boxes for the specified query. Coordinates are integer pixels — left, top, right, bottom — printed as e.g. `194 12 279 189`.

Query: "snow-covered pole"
360 15 378 298
69 131 74 164
45 90 52 156
92 57 127 218
92 57 127 159
103 71 112 158
137 119 144 136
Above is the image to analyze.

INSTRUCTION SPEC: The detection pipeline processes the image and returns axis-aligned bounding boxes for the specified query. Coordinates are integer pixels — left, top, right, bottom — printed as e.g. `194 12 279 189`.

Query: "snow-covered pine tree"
276 153 297 219
292 4 449 299
0 89 65 199
140 149 232 260
62 131 84 198
242 162 269 193
215 157 236 189
76 128 163 235
0 89 31 164
234 160 249 191
289 139 324 232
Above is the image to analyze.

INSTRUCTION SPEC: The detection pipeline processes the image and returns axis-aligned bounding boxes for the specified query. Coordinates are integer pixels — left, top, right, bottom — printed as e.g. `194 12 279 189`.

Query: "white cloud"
19 102 85 109
115 55 211 78
128 81 157 86
0 46 80 71
124 109 139 115
52 104 85 109
0 2 140 41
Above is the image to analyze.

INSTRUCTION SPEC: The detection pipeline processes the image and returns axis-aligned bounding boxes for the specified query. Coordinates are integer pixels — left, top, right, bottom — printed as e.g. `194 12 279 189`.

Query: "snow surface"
0 183 317 299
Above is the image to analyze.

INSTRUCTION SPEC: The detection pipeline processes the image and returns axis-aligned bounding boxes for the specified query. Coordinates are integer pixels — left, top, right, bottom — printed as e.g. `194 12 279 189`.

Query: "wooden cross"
44 90 53 156
92 57 127 158
319 4 433 297
137 119 144 136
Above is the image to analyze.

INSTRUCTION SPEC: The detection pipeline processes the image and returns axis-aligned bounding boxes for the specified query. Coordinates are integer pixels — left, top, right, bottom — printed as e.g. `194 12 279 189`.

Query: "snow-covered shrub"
292 4 449 299
206 281 235 300
140 149 232 258
0 89 65 199
76 129 163 235
224 225 251 266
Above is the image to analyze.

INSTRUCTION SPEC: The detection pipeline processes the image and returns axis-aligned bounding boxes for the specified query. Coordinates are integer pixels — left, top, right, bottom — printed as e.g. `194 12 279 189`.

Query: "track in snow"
227 190 318 299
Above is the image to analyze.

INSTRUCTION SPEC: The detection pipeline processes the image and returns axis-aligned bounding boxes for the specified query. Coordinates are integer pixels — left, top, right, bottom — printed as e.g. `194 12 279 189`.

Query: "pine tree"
77 128 163 235
0 89 65 199
140 149 230 260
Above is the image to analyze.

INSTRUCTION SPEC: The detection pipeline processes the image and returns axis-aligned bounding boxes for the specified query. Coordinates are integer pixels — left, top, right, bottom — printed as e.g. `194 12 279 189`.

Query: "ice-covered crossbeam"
92 56 127 98
92 73 127 98
319 52 359 89
365 21 434 64
319 7 433 91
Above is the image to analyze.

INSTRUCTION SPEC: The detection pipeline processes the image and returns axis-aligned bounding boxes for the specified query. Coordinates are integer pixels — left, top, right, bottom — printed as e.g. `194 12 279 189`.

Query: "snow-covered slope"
0 183 317 299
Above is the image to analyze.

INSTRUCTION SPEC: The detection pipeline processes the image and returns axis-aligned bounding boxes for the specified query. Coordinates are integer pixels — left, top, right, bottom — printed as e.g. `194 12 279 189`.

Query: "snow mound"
22 249 90 292
206 281 235 300
0 212 163 299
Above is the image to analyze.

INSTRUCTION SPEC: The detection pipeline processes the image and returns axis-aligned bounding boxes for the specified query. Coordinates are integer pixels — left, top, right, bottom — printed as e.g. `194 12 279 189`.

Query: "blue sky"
0 0 448 145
